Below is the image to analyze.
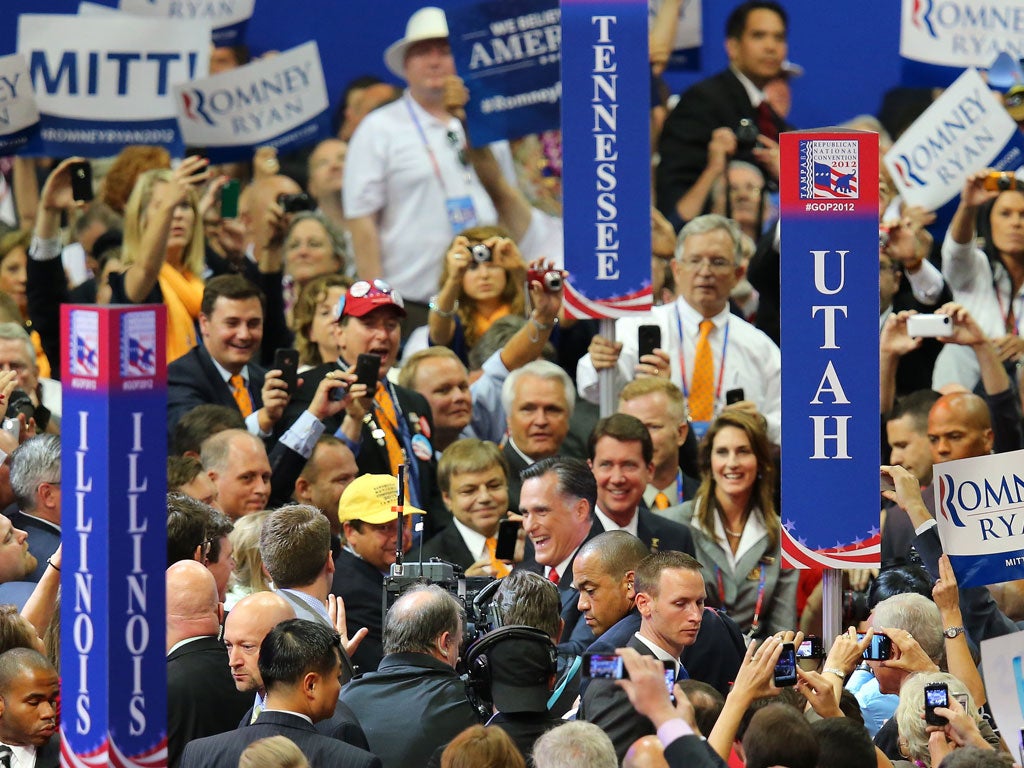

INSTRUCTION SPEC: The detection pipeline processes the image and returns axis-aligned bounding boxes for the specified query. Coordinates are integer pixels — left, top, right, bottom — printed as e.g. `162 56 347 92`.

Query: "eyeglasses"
678 255 735 273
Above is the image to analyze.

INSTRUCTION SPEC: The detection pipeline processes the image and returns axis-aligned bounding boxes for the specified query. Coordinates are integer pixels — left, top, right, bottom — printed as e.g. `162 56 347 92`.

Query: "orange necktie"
689 320 715 421
654 492 671 510
230 374 253 417
484 537 511 578
373 383 406 475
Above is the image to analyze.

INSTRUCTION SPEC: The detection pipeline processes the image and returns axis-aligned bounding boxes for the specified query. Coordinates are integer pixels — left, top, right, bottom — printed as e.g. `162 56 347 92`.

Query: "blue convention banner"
61 305 168 766
779 130 881 570
120 0 256 45
899 0 1024 86
560 0 652 319
933 449 1024 588
16 14 209 157
174 41 330 162
448 0 561 145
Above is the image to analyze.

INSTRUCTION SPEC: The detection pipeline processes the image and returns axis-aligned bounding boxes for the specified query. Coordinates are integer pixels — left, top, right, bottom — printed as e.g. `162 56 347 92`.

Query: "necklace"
724 528 743 537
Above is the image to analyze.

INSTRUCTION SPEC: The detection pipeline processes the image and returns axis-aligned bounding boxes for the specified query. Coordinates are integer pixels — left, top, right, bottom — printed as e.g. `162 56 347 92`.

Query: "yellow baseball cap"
337 474 426 525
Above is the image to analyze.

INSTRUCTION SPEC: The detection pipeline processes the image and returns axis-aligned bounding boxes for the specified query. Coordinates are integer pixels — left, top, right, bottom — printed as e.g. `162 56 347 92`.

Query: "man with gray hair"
577 214 781 443
8 435 60 582
532 721 617 768
340 584 480 768
501 359 577 512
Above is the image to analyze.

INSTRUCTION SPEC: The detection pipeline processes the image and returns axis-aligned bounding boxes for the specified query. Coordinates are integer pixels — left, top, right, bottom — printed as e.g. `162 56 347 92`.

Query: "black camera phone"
796 636 824 659
69 161 93 202
858 633 893 661
773 642 797 687
354 353 381 390
726 388 745 405
638 325 661 360
494 519 519 562
273 348 298 395
924 683 949 726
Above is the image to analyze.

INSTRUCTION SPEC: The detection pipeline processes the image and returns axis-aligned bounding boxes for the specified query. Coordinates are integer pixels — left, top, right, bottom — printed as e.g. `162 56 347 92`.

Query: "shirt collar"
3 742 37 768
209 354 248 386
594 506 640 538
633 631 681 675
277 588 330 624
262 709 313 725
507 436 538 465
731 66 766 107
675 296 732 329
452 517 489 560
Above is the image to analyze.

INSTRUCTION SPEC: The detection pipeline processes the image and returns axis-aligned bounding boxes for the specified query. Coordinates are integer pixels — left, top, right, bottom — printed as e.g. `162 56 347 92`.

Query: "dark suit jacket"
7 511 60 583
656 69 792 225
167 636 254 768
30 736 59 768
593 506 695 557
180 710 380 768
664 734 729 768
166 344 266 433
516 517 603 658
502 441 532 515
580 634 663 761
340 652 481 768
239 698 369 750
280 363 447 531
332 549 386 673
419 523 475 571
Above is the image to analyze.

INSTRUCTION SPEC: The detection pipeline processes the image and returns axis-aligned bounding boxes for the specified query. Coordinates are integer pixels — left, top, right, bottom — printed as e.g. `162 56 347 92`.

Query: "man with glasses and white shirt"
577 214 781 444
278 279 446 526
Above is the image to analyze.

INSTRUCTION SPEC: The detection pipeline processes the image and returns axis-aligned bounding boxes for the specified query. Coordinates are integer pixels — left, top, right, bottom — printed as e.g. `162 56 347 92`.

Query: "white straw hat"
384 7 450 79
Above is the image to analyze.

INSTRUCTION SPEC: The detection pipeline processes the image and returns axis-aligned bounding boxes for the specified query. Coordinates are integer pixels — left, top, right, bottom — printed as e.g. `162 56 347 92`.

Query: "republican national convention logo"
798 140 859 200
121 312 157 378
70 311 99 378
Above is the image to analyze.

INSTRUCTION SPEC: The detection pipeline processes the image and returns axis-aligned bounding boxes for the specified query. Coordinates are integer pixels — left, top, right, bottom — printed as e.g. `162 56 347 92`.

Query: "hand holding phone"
638 325 661 360
494 519 519 562
354 353 381 390
924 683 949 726
773 642 798 686
273 348 298 395
69 161 94 202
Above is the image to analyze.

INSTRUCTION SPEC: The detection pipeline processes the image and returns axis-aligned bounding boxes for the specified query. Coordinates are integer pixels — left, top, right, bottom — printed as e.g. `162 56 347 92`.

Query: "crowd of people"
0 0 1021 767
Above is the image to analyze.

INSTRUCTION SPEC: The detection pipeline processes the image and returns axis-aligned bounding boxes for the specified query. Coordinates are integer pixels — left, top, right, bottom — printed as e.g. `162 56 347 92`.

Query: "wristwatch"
943 625 965 639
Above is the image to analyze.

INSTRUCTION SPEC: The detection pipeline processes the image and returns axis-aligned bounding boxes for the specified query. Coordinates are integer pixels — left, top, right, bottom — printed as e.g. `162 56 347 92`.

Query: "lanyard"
404 95 472 195
993 268 1023 336
675 470 684 504
374 380 422 508
674 306 730 404
716 563 766 635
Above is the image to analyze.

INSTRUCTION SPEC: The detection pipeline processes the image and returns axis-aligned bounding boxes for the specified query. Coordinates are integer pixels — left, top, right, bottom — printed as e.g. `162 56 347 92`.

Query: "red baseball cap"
334 279 407 320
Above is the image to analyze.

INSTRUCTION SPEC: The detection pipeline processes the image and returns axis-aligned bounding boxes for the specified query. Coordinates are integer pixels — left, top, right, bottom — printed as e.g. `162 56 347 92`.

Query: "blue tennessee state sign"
779 130 881 570
560 0 652 319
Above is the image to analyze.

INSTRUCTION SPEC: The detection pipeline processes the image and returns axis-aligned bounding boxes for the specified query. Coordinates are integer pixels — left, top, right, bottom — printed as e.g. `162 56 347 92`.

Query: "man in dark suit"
580 551 707 761
180 619 380 768
7 435 61 582
422 439 513 575
277 279 446 527
165 561 251 768
0 648 60 768
333 474 424 673
167 274 288 436
656 1 791 227
501 360 576 513
587 414 695 556
515 457 602 658
339 585 480 768
226 591 368 749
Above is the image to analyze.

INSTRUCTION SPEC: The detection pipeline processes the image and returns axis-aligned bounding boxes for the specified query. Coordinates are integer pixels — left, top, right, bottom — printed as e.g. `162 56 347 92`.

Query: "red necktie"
548 567 560 584
757 101 779 143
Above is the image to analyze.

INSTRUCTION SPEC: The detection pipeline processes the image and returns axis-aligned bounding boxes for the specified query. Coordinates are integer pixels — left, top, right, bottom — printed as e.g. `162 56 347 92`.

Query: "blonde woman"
109 156 210 361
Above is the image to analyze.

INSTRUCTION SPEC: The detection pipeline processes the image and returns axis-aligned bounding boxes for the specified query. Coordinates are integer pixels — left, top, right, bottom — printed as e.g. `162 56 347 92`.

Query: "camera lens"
470 244 491 264
543 272 563 291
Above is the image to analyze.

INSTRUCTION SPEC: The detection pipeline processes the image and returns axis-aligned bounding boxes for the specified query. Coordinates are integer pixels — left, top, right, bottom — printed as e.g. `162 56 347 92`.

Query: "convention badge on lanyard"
446 196 478 234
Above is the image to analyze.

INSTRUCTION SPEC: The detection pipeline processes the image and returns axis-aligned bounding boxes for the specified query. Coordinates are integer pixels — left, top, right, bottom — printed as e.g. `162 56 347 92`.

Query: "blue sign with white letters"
447 0 561 145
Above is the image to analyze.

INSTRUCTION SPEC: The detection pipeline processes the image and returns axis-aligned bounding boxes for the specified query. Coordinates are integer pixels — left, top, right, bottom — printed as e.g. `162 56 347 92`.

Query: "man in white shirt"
344 6 499 322
578 215 781 443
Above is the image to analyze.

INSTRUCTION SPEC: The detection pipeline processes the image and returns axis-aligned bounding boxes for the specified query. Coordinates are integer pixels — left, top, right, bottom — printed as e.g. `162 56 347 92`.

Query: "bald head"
166 561 221 649
927 393 994 464
224 591 296 694
577 531 650 579
624 735 669 768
